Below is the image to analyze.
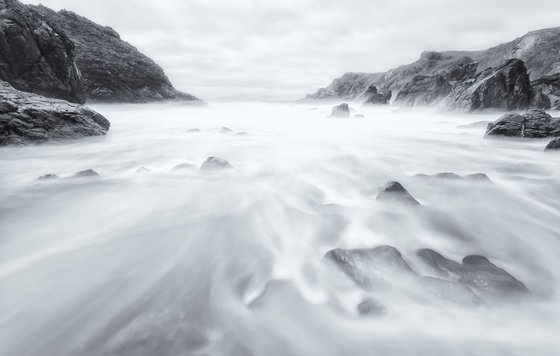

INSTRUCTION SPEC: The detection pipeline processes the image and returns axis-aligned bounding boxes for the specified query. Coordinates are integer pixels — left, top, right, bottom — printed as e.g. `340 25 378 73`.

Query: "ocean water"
1 102 559 356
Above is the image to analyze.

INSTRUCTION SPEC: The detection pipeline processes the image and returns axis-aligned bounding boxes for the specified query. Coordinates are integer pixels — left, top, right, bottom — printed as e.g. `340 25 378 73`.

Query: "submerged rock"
545 137 560 151
38 174 58 181
357 298 387 316
172 162 196 171
485 109 560 138
376 181 421 206
0 81 110 146
136 167 151 174
188 128 201 133
330 103 350 118
415 172 491 182
71 169 100 178
200 157 234 171
417 249 464 277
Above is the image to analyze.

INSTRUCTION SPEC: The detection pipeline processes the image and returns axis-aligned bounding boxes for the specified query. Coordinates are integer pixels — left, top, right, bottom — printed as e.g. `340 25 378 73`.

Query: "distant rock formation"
33 6 199 103
485 109 560 138
393 75 452 106
0 0 85 103
0 81 109 145
305 72 384 100
362 85 391 105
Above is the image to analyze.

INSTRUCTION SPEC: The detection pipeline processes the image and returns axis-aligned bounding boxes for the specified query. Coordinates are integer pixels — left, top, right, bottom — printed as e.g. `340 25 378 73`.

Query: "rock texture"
376 181 420 206
0 81 109 145
393 75 452 106
33 6 199 103
329 103 350 118
305 72 384 100
532 74 560 109
545 137 560 151
362 85 391 105
200 157 234 171
0 0 85 103
485 109 560 138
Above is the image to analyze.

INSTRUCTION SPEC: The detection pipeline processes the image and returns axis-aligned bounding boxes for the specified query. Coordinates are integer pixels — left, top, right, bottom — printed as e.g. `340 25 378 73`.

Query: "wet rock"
445 59 533 111
460 255 529 298
485 109 560 138
433 172 462 180
235 131 249 136
71 169 100 178
419 277 484 306
465 173 492 182
357 298 387 316
354 114 365 118
38 174 58 181
415 172 491 182
417 249 464 278
0 0 85 103
531 73 560 110
0 101 17 114
32 5 199 103
220 127 233 134
172 162 196 171
200 157 234 171
393 75 452 107
376 181 421 206
188 128 201 133
0 81 110 146
363 85 391 105
136 167 151 174
330 103 350 118
326 245 415 288
545 137 560 151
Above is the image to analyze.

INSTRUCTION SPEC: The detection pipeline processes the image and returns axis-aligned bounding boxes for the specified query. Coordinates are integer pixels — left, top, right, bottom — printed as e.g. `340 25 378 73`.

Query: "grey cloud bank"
23 0 560 101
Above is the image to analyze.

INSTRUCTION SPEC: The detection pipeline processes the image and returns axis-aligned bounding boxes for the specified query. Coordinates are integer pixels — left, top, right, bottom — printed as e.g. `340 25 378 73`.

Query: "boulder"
71 169 100 178
545 137 560 151
376 181 421 206
38 174 58 181
172 162 196 171
330 103 350 118
0 0 85 103
200 157 234 171
0 81 110 146
485 109 560 138
417 249 464 277
32 6 200 103
357 298 387 316
393 75 452 106
445 59 533 111
415 172 491 182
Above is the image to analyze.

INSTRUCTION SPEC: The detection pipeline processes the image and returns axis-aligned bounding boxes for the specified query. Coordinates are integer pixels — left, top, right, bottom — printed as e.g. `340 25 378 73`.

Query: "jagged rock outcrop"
305 72 384 100
329 103 350 118
532 74 560 109
200 157 233 171
445 59 533 111
362 85 391 105
393 75 452 106
545 137 560 151
485 109 560 138
0 81 109 145
0 0 85 103
33 6 199 103
376 181 420 206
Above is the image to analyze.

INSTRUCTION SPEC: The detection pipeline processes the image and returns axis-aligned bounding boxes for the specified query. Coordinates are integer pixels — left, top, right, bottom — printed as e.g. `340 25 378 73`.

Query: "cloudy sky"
24 0 560 101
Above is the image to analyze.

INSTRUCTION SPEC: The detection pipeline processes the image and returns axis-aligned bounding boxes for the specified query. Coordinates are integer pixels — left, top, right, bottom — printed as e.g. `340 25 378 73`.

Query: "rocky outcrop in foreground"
0 81 109 145
545 137 560 151
32 6 199 103
485 110 560 138
0 0 85 103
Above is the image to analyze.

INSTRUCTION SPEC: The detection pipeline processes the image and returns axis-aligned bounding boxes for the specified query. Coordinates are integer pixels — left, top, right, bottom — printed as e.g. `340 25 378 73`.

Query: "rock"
305 72 384 100
188 128 201 133
417 249 464 278
0 0 85 103
545 137 560 151
465 173 492 182
136 167 151 174
393 75 452 107
485 109 560 138
415 172 491 182
419 277 484 306
432 172 462 180
172 162 196 171
460 255 529 298
30 6 200 103
0 81 110 146
531 74 560 110
235 131 249 136
445 59 533 111
330 103 350 118
326 246 415 288
200 157 234 171
362 85 391 105
357 298 387 316
0 101 17 114
354 114 365 118
376 181 421 206
38 174 58 181
71 169 100 178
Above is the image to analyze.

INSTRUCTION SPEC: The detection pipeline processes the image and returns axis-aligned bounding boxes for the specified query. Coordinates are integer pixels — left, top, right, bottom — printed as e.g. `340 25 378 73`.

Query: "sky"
23 0 560 101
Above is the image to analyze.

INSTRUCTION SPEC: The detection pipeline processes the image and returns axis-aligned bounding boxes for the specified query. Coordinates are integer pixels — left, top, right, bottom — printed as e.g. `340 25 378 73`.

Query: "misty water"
1 102 559 356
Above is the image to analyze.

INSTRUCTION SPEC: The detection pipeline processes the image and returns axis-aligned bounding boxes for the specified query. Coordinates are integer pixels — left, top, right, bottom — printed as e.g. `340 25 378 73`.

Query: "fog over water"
1 103 560 355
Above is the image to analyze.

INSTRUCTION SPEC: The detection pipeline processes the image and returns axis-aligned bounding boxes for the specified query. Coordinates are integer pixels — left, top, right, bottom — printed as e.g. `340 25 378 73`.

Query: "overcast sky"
24 0 560 101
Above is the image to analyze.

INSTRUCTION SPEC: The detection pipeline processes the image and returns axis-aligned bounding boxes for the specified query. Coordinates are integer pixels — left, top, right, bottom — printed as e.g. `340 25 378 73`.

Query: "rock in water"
545 137 560 151
305 72 384 100
357 298 387 316
0 0 85 103
0 81 110 146
330 103 350 118
376 181 421 206
445 59 533 111
38 174 58 181
71 169 100 178
417 249 464 277
32 6 200 103
172 162 196 171
393 75 452 107
200 157 234 171
485 109 560 138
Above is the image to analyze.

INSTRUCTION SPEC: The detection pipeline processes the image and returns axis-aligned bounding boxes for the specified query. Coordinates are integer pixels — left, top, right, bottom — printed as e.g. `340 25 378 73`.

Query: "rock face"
33 7 199 103
329 103 350 118
393 75 452 106
305 72 384 100
376 181 420 206
0 81 109 145
532 74 560 109
362 85 391 105
485 109 560 138
0 0 85 103
445 59 534 111
545 137 560 151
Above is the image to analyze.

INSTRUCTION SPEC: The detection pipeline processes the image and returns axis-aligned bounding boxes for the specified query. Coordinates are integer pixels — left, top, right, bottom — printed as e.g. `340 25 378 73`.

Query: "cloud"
23 0 560 101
